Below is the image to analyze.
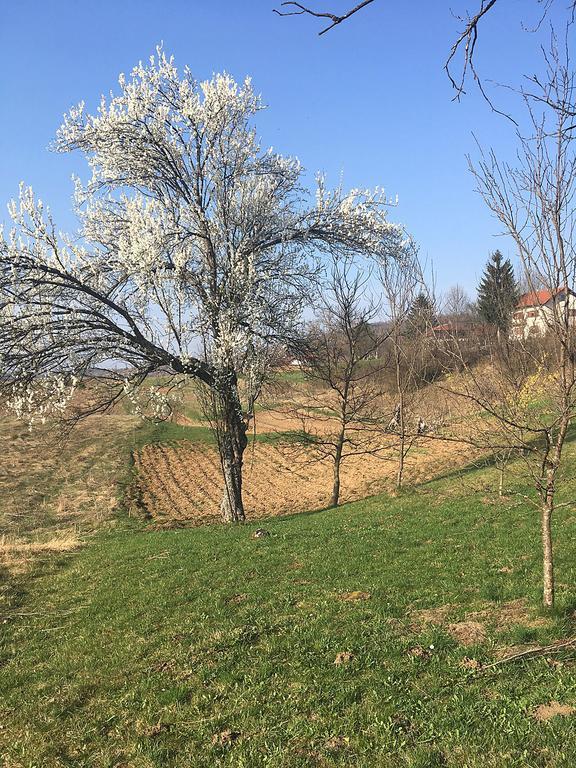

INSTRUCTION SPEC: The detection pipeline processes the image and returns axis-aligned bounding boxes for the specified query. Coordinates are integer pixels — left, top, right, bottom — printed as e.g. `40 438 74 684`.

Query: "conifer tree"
476 251 519 338
406 292 436 335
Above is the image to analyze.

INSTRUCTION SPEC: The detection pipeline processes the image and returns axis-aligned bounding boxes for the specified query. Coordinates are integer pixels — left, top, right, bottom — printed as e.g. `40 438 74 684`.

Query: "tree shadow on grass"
421 422 576 490
0 551 79 631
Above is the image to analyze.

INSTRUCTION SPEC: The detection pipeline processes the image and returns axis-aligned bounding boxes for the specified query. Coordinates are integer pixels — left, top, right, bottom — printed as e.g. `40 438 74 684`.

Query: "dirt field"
0 375 482 560
131 435 476 526
130 375 480 525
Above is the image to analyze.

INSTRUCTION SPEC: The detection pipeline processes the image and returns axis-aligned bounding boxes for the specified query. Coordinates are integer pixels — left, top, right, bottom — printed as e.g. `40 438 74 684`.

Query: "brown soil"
532 701 576 722
130 433 476 526
447 621 487 646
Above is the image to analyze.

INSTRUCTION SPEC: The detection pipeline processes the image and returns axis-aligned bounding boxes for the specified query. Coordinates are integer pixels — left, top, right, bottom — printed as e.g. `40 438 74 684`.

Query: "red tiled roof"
517 289 560 308
429 321 494 336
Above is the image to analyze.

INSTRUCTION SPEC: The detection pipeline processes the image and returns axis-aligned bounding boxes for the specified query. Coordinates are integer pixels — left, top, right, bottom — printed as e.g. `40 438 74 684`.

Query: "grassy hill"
2 450 576 767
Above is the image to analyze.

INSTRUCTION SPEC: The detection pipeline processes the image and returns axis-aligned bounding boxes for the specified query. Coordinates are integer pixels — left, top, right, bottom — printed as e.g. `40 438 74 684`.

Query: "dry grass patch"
338 591 371 602
532 702 576 722
447 621 487 646
410 604 454 630
469 598 551 632
409 598 551 652
0 531 81 574
0 413 138 574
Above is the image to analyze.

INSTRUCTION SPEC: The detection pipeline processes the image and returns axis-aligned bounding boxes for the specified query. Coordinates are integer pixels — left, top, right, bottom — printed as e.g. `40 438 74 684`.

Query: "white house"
511 287 576 339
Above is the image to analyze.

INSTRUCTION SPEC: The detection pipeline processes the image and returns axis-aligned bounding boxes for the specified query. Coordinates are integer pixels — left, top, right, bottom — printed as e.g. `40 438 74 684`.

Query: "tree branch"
273 0 375 35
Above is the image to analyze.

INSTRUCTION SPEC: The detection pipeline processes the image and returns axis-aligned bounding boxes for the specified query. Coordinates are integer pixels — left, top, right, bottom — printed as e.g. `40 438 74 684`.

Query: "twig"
273 0 375 35
2 607 87 619
444 0 499 97
480 637 576 671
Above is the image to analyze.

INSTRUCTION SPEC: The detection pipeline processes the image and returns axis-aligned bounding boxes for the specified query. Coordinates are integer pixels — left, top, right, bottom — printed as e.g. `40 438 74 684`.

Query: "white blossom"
1 46 409 431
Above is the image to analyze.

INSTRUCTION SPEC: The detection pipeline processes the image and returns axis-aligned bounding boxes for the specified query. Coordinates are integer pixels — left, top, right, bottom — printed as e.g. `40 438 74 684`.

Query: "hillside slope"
2 456 576 767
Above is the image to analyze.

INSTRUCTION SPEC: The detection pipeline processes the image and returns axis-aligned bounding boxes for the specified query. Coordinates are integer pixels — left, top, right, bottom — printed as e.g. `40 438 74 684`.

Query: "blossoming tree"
0 49 407 522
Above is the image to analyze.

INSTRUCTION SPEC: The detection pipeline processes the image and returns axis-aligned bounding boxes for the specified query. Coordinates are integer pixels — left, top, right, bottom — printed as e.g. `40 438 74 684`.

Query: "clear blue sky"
0 0 569 297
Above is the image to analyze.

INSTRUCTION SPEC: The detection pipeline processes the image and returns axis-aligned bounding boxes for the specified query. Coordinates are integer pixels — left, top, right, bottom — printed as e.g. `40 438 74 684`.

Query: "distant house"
511 287 576 339
428 320 493 342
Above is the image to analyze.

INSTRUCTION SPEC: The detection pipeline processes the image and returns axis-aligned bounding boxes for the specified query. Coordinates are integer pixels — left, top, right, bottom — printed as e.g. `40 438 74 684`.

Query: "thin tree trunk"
397 432 405 489
331 432 344 507
395 348 405 490
541 491 555 609
330 374 350 508
538 413 569 607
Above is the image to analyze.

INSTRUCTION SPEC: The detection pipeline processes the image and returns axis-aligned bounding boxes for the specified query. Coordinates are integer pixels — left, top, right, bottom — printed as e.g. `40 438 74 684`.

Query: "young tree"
379 246 427 488
295 257 390 507
467 37 576 607
476 251 519 340
0 49 407 522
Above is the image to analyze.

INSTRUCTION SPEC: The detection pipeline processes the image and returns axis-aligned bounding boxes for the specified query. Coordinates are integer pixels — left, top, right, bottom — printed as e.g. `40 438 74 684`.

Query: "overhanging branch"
273 0 375 35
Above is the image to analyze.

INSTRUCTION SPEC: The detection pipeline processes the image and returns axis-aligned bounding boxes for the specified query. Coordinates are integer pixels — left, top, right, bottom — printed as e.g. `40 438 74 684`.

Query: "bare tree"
273 1 576 105
463 35 576 607
0 48 407 523
443 284 473 321
378 246 428 488
294 257 390 507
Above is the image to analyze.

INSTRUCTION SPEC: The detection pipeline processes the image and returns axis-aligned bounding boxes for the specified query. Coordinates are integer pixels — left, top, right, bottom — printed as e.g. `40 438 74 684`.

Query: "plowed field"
131 437 475 525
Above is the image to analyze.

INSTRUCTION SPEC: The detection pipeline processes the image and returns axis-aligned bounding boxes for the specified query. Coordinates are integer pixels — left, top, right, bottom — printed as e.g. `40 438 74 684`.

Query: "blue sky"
0 0 570 297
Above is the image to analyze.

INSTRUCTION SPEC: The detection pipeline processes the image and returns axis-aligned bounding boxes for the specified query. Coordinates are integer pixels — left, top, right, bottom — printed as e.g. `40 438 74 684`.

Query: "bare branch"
445 0 499 99
273 0 375 35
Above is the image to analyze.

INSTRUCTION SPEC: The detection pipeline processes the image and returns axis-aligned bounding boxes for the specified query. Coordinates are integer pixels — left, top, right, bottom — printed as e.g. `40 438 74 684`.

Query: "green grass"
132 419 301 449
3 452 576 767
271 369 306 384
133 420 217 449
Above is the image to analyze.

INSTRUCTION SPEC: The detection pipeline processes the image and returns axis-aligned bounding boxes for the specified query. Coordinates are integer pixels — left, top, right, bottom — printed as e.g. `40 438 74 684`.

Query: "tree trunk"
541 500 554 608
397 434 405 490
220 443 246 522
395 349 405 490
331 436 344 507
218 385 248 523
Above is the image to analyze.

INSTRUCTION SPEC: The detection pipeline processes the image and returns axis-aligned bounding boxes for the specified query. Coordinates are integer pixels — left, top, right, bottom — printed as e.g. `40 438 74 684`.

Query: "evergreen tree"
406 292 436 335
476 251 519 336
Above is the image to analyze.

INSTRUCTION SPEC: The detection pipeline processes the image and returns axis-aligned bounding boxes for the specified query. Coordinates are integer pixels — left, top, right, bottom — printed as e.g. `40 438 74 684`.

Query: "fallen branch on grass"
480 637 576 671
